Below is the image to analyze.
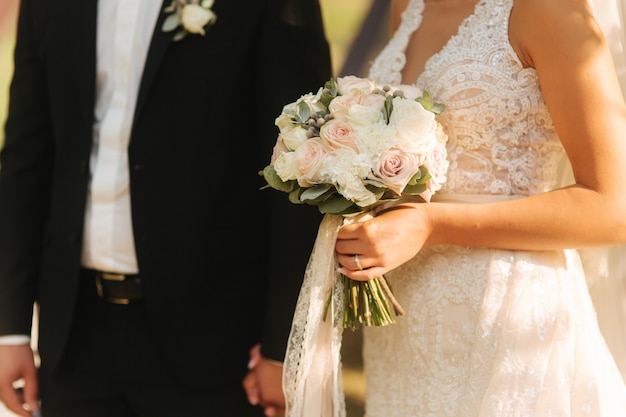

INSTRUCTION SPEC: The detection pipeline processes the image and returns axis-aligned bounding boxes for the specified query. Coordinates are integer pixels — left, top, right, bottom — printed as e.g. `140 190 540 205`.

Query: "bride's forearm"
419 186 626 250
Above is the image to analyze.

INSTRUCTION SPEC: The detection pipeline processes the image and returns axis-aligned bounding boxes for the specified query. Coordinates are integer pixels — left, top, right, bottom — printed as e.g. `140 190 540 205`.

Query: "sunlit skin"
0 345 38 416
336 0 626 281
243 0 626 415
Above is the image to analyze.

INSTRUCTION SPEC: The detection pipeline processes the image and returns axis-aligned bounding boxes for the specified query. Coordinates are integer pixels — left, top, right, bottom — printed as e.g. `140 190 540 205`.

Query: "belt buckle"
95 272 133 305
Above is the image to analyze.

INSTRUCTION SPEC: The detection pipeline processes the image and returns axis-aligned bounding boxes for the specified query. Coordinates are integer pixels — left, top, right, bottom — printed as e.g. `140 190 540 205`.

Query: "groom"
0 0 330 416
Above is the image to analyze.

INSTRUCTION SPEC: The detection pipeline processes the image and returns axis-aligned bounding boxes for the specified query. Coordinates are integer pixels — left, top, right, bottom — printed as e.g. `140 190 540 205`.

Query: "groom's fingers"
242 370 260 405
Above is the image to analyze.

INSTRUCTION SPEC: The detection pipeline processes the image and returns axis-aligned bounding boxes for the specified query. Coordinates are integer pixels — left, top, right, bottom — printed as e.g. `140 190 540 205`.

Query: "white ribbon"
283 213 347 417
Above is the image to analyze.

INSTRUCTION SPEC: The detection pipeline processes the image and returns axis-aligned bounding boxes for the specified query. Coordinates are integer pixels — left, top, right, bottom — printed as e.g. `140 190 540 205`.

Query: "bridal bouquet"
260 75 448 329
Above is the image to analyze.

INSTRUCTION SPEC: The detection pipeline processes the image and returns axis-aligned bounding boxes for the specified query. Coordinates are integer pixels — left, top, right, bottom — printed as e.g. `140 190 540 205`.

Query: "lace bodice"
283 2 626 416
368 0 564 197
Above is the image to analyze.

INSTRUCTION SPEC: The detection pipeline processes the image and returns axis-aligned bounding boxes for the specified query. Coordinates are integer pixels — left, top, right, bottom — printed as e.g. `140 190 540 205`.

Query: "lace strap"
367 0 425 85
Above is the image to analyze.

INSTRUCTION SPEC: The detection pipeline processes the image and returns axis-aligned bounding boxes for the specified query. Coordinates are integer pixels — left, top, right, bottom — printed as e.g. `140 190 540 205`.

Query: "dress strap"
367 0 424 85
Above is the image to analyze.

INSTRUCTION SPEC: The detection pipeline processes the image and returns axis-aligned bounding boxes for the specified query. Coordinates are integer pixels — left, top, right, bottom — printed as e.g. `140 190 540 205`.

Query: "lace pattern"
361 0 626 415
369 0 564 199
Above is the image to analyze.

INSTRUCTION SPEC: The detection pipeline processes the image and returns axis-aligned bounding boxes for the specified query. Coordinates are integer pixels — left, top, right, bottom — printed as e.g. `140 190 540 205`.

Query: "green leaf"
408 166 431 185
288 189 305 204
383 95 394 124
320 78 338 108
261 165 294 192
173 30 187 42
300 184 333 201
318 195 358 214
295 101 311 124
162 14 181 32
416 91 446 115
402 183 427 195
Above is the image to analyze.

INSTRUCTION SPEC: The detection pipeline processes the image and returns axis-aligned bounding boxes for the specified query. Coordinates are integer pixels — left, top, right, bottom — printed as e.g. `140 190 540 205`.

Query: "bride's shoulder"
390 0 412 30
510 0 600 67
511 0 595 24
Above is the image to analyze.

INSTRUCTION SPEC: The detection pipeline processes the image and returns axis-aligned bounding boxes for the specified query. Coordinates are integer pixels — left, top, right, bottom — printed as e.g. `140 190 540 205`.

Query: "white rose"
339 177 377 207
336 76 376 96
275 110 295 131
280 126 309 151
389 97 438 154
273 152 298 182
181 4 216 35
347 104 384 127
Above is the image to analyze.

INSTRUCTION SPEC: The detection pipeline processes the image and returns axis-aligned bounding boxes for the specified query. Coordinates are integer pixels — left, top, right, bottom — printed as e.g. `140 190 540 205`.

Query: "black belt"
83 269 144 304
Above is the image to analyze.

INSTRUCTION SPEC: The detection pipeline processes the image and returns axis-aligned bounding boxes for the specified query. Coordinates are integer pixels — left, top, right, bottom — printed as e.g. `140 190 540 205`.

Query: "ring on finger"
354 254 363 270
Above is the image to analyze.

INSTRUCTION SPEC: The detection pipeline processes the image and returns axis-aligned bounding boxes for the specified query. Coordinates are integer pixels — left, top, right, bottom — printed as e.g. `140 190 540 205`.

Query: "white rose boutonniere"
162 0 217 41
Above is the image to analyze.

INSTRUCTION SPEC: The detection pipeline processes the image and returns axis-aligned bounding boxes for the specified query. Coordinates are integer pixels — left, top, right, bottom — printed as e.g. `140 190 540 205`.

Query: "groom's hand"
0 345 39 417
243 344 285 417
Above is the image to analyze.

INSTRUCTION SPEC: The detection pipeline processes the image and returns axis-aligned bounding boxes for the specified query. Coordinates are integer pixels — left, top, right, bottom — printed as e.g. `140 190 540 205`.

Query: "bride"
333 0 626 415
278 0 626 415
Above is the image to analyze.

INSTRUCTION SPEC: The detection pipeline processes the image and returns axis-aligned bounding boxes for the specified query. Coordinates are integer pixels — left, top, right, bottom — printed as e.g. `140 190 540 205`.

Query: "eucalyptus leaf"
403 183 427 195
162 14 181 32
295 101 311 124
300 184 333 201
415 91 434 112
288 189 305 205
318 196 357 214
383 95 394 124
408 166 431 185
261 165 294 192
173 30 187 42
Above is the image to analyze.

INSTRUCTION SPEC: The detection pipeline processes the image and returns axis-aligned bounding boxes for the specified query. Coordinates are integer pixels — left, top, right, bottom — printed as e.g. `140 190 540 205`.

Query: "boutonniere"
162 0 217 41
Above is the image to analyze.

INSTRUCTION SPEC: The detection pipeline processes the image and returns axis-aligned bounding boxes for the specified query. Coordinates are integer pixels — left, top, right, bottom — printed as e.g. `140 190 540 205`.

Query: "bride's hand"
336 204 431 280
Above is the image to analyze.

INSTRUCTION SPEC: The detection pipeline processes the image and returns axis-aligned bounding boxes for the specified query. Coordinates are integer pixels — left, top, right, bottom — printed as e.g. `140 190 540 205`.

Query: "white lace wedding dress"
361 0 626 415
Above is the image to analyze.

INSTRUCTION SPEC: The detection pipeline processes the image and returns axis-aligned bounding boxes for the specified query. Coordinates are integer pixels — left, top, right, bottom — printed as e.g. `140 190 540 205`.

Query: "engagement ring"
354 254 363 270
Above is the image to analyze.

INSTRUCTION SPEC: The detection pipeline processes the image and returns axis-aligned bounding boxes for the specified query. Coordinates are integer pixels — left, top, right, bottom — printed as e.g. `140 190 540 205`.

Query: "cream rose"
294 138 330 187
319 120 359 151
273 151 298 182
348 104 385 127
328 89 365 121
336 75 376 96
181 4 216 35
280 125 309 151
389 97 438 154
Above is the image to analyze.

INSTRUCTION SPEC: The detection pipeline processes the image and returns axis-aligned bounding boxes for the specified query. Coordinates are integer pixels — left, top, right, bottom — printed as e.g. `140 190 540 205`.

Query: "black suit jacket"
0 0 331 389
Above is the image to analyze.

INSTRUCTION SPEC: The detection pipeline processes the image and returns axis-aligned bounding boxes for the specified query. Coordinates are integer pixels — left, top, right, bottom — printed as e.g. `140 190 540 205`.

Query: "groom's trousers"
37 268 265 417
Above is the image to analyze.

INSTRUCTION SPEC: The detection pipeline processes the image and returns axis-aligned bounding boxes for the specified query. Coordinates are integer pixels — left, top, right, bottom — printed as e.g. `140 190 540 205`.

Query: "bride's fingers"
338 265 387 281
337 253 368 271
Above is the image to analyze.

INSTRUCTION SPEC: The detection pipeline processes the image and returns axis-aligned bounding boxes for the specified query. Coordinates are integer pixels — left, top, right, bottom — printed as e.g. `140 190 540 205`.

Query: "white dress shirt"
0 0 162 345
81 0 162 274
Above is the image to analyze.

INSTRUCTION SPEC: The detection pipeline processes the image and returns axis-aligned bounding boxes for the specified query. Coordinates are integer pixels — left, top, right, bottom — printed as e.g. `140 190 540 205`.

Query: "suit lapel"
70 0 98 125
133 0 173 128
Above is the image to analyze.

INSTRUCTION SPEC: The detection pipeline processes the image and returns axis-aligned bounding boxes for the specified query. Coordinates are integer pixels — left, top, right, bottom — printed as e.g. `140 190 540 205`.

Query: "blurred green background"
0 0 383 415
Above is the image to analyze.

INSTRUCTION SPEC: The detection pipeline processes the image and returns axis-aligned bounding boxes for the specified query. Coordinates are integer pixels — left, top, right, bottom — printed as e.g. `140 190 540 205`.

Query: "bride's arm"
337 0 626 279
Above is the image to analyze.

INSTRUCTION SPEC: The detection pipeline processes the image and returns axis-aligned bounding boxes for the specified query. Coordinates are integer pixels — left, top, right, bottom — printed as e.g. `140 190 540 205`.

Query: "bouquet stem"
326 274 405 330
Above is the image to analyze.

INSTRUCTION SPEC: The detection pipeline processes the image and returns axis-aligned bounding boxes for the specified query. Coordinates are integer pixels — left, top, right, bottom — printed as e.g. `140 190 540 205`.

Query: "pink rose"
371 149 421 196
294 138 330 187
270 136 290 164
319 120 359 152
328 89 365 121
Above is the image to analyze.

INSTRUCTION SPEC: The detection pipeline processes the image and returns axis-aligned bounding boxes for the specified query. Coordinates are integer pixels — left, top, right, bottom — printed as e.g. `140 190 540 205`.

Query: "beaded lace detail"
360 0 626 416
369 0 563 198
